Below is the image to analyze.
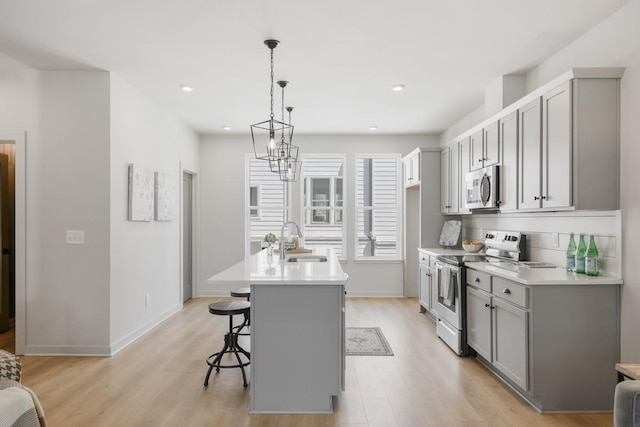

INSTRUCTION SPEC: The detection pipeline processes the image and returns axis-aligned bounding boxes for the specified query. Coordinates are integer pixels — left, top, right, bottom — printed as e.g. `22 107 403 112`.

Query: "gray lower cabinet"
466 267 620 412
418 251 438 318
466 272 528 390
492 296 527 391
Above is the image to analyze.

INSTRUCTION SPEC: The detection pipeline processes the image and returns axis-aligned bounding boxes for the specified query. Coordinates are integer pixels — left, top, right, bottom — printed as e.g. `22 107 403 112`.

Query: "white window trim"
354 153 403 261
300 153 347 260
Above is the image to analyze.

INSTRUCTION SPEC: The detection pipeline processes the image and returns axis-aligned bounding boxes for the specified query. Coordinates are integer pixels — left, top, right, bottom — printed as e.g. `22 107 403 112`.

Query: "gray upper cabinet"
518 78 620 211
446 68 623 214
440 142 460 214
459 137 471 214
403 150 420 187
499 110 518 211
470 122 500 171
518 97 543 210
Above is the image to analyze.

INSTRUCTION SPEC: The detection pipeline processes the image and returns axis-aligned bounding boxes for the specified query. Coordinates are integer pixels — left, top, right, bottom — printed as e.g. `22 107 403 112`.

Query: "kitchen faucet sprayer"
280 221 303 260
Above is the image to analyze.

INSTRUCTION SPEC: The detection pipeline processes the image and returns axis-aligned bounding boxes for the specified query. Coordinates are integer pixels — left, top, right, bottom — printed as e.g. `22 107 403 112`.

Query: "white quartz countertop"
464 261 622 286
206 247 348 286
419 247 469 256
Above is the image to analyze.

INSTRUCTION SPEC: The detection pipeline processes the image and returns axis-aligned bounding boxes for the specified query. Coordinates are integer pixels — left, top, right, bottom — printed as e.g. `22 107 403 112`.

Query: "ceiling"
0 0 630 135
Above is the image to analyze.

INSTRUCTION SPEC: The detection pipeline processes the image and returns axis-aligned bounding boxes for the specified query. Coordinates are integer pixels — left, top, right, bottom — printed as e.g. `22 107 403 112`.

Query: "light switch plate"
552 232 559 248
66 230 85 245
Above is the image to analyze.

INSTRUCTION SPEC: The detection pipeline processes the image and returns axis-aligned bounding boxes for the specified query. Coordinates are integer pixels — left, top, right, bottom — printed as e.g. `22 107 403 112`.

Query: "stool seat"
208 300 250 316
230 287 251 299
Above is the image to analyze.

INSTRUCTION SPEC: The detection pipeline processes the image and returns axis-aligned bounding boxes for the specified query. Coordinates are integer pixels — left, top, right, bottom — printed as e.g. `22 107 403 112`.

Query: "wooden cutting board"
274 247 313 254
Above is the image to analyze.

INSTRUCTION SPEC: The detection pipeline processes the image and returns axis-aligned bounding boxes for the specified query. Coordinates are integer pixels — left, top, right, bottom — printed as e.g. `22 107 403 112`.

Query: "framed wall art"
154 171 175 221
128 164 154 221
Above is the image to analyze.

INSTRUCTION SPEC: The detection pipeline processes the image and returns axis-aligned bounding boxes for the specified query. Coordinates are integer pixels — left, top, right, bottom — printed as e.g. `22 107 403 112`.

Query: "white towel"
439 265 450 299
444 269 456 307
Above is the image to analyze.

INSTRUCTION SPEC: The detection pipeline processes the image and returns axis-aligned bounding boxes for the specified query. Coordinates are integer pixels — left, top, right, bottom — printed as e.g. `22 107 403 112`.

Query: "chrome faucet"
280 221 303 260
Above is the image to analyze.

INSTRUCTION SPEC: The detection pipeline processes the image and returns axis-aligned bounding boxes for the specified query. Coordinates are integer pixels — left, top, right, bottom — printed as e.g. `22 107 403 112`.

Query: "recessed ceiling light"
180 85 193 92
368 126 378 131
222 126 232 131
391 84 405 91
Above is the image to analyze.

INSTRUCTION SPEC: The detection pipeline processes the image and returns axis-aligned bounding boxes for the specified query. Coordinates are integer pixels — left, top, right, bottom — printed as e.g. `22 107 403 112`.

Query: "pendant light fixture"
251 39 293 164
268 80 300 182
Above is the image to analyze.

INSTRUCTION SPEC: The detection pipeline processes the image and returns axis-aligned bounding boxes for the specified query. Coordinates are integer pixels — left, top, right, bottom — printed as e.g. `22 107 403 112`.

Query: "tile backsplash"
463 210 621 278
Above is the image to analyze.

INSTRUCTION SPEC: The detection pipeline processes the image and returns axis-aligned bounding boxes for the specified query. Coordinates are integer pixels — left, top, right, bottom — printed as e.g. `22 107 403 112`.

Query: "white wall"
440 0 640 361
0 70 112 354
199 134 439 297
109 75 199 353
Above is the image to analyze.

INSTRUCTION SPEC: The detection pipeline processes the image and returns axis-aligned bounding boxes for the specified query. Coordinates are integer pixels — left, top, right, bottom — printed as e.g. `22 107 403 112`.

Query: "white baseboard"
24 304 183 356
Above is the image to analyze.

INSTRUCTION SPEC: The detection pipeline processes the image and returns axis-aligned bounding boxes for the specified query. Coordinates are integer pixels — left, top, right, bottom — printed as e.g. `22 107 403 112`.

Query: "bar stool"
204 300 251 387
230 287 251 333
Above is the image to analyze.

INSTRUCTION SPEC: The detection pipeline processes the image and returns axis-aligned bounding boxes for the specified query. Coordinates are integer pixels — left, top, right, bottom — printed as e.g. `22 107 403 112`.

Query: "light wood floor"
0 297 613 427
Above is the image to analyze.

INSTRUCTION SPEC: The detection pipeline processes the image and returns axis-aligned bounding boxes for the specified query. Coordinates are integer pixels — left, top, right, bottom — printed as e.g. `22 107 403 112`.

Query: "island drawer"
467 269 491 293
492 277 528 308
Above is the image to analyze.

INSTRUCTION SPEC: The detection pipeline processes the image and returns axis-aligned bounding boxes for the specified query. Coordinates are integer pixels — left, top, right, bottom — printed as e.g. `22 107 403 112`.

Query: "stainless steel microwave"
464 166 500 210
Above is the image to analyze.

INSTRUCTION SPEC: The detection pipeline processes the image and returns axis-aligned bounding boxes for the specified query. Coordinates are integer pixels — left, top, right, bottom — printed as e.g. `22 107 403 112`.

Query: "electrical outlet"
552 232 559 248
145 293 150 307
65 230 85 245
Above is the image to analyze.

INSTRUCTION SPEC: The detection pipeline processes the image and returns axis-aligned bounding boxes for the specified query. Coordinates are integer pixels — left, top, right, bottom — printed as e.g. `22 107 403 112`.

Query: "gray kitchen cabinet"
470 122 500 171
492 295 528 391
418 253 430 313
458 137 471 213
518 77 620 211
518 97 542 210
466 285 492 361
403 150 420 187
466 266 620 412
440 142 460 214
404 149 446 299
418 251 438 319
466 271 528 390
499 110 518 211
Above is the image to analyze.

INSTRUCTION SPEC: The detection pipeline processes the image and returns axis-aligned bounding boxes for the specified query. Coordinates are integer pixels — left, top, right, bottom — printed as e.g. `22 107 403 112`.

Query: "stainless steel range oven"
434 257 467 355
433 230 527 356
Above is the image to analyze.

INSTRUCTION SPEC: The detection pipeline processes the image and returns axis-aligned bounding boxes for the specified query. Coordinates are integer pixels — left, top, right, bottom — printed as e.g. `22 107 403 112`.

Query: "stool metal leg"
204 313 251 388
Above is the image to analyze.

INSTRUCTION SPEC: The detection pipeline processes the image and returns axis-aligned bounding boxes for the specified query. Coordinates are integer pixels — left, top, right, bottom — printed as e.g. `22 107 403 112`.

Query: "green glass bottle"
566 233 577 272
585 235 600 276
575 234 587 274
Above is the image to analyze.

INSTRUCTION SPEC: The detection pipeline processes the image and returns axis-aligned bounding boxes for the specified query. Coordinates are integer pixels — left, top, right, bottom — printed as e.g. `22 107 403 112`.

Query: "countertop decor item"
439 220 461 247
462 242 484 252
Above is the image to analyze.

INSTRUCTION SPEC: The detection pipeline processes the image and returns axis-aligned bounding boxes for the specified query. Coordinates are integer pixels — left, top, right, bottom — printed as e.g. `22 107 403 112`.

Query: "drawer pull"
503 288 511 294
474 277 480 282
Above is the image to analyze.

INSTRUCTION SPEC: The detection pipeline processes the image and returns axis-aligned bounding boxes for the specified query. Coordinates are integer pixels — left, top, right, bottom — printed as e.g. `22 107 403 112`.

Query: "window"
249 185 260 218
246 157 287 255
301 155 346 258
355 155 401 259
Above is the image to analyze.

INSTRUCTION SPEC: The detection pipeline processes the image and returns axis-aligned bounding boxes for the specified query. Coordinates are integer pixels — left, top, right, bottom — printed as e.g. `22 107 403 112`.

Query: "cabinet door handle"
490 306 496 310
534 196 540 200
542 196 547 200
474 277 480 282
502 288 511 294
484 303 490 308
478 158 483 162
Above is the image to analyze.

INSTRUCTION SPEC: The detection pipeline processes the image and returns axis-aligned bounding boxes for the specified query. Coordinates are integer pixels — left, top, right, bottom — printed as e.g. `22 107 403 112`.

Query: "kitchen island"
206 248 348 413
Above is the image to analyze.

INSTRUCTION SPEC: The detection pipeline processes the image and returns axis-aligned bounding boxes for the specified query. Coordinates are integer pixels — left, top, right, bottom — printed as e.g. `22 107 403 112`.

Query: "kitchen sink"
286 255 327 263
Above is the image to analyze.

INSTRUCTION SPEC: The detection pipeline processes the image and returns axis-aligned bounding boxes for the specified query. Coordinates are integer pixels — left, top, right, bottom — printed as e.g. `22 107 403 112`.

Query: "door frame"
0 130 25 354
180 164 198 302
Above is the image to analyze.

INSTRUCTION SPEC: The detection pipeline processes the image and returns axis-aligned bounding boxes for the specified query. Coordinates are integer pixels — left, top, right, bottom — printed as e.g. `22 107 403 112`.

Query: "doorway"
0 130 25 354
182 171 194 302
